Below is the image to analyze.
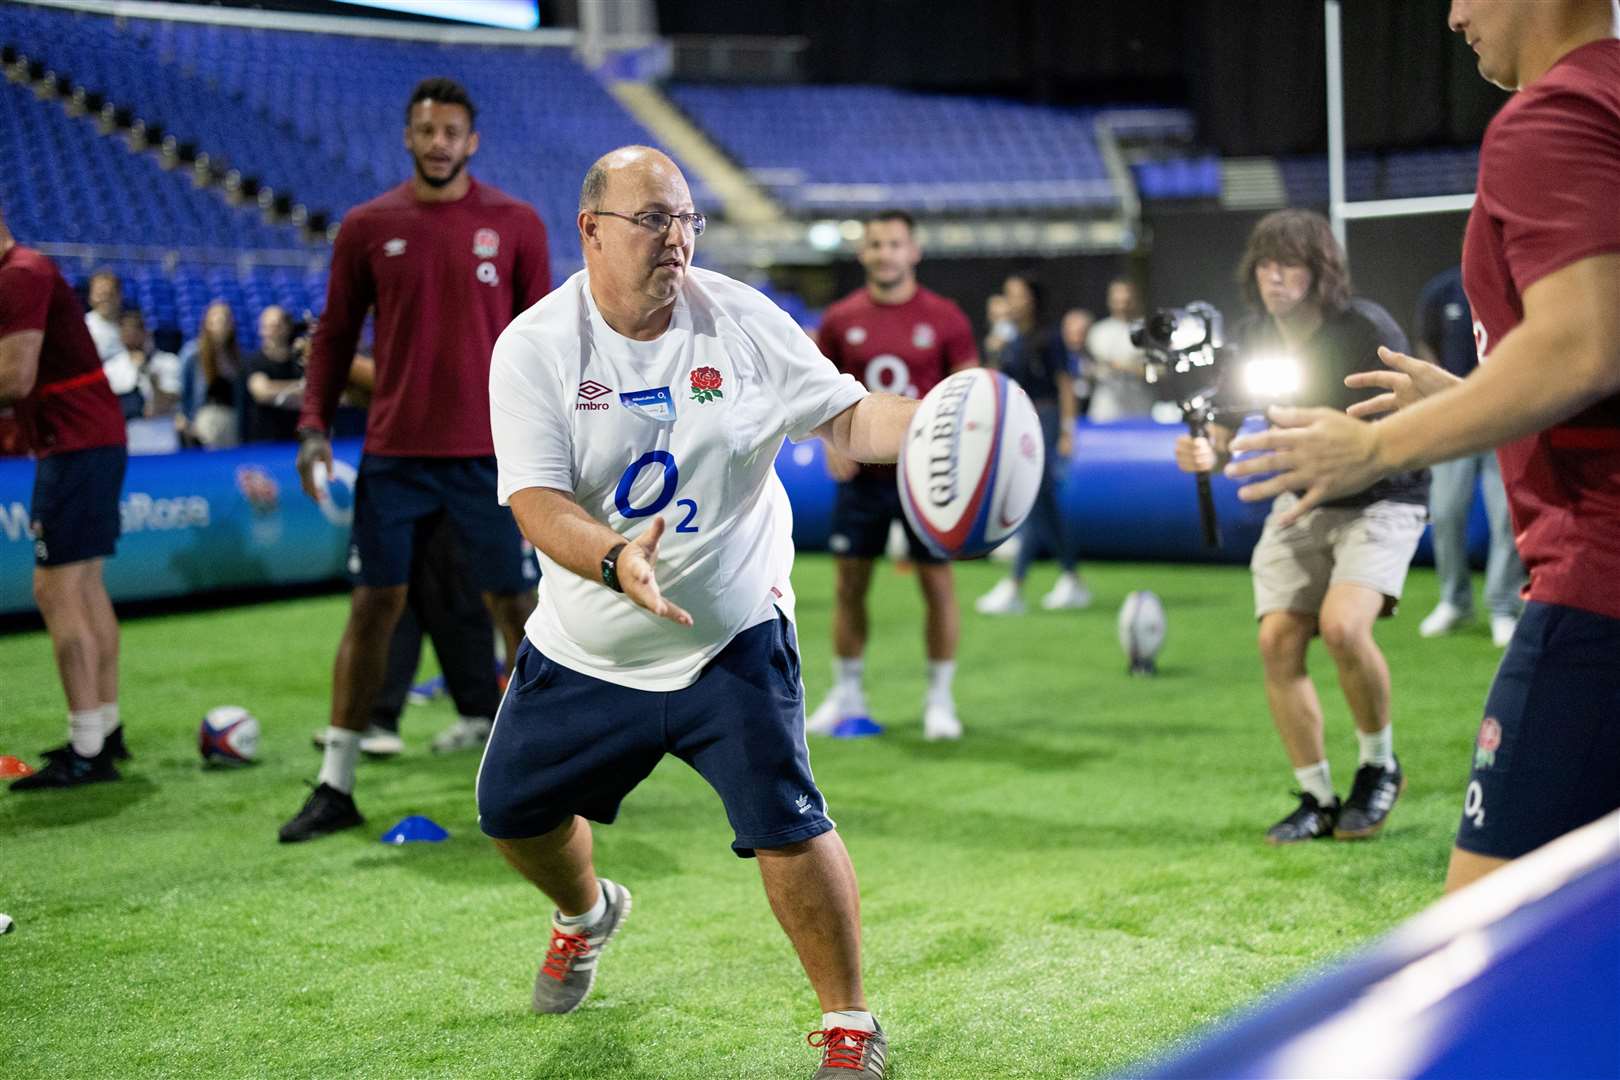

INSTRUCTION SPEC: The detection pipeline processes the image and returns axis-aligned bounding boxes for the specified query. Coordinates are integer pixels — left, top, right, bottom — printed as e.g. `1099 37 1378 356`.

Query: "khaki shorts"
1251 494 1427 619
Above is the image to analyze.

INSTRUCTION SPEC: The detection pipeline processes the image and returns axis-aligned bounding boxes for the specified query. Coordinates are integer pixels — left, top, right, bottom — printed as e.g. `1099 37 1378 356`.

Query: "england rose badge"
690 366 724 403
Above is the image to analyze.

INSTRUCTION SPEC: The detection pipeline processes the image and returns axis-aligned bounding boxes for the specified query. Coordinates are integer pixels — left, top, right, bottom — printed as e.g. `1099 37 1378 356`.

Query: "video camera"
1130 303 1304 548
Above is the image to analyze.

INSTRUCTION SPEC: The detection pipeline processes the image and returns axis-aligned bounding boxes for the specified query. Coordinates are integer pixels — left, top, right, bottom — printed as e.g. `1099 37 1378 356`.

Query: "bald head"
579 145 684 212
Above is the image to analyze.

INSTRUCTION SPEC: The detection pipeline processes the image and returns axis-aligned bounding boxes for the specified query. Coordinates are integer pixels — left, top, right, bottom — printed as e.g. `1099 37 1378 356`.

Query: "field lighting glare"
1240 352 1302 401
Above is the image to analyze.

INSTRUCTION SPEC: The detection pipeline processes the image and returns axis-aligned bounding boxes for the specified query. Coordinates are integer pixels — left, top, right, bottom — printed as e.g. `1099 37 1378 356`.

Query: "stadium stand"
665 83 1142 214
1279 147 1479 206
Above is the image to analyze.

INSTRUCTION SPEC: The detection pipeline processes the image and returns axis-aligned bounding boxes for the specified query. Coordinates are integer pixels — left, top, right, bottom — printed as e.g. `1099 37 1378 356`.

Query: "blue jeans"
1429 452 1524 618
1012 403 1077 582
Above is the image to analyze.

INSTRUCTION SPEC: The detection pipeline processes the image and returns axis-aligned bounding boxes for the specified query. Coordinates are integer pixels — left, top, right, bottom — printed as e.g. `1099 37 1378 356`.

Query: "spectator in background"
1085 276 1155 421
83 269 142 419
1412 266 1524 648
977 271 1090 615
1060 307 1096 418
983 292 1017 367
118 309 181 418
177 300 243 448
243 305 304 443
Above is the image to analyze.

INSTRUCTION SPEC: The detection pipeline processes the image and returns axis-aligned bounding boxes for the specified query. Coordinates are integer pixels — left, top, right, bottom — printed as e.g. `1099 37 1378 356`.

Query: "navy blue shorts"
349 454 535 594
1456 601 1620 860
31 444 126 567
829 470 944 563
476 612 834 857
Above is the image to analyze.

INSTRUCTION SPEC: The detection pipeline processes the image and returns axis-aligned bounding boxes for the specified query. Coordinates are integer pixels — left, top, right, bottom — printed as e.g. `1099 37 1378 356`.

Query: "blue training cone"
381 815 450 845
830 716 883 738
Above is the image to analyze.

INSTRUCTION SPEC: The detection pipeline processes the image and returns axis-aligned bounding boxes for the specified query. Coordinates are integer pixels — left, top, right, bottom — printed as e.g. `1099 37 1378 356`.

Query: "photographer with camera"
1176 209 1427 845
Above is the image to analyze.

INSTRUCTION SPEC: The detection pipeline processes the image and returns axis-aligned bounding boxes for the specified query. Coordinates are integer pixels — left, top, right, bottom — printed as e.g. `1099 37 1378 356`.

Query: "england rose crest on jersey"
473 228 500 258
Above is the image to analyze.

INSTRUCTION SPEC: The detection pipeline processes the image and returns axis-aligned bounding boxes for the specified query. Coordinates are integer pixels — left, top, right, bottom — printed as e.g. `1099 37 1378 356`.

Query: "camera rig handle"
1181 396 1222 550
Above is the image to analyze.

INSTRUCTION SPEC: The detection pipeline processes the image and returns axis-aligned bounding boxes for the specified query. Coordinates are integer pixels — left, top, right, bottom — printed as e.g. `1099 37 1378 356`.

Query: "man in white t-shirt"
1084 276 1154 421
482 146 907 1080
82 270 141 418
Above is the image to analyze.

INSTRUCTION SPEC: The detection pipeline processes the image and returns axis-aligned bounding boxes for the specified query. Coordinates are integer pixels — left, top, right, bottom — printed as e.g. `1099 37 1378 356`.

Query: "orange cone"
0 755 35 778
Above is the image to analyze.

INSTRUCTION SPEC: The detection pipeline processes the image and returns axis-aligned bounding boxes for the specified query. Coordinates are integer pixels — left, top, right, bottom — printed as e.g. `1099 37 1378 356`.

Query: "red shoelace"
807 1027 874 1070
540 928 589 981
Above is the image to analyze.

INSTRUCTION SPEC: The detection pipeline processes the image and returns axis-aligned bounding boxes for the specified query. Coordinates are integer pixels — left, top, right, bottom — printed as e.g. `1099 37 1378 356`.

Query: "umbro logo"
576 380 613 412
384 238 407 257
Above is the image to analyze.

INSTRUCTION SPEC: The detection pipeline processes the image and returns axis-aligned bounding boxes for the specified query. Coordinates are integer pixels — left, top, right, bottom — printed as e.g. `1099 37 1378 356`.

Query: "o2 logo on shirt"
1473 319 1490 364
614 451 700 533
476 261 500 287
862 354 918 398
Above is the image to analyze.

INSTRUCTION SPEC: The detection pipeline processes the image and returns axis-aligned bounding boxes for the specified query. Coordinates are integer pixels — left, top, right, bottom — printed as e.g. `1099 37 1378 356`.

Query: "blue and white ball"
1118 591 1167 675
898 369 1044 559
199 705 260 765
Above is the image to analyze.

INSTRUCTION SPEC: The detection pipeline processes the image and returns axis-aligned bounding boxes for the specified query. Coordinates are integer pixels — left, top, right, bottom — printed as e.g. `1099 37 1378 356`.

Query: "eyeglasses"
593 209 706 237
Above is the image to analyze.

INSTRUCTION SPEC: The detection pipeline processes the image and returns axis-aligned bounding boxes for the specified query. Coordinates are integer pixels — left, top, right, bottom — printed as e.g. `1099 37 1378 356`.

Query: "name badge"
619 387 677 423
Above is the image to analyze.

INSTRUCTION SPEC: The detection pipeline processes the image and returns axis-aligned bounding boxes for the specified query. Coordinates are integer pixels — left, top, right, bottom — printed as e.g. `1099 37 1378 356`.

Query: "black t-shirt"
1220 299 1429 508
999 326 1066 405
243 352 303 443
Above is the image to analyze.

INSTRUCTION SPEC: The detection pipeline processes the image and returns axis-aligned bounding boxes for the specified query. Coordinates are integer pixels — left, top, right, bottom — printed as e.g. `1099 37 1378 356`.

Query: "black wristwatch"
601 542 627 593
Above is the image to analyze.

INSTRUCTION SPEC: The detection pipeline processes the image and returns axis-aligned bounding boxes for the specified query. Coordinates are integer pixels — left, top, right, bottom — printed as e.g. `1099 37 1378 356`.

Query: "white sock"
926 660 956 704
835 657 863 694
1293 761 1335 805
70 708 105 757
556 881 607 928
822 1009 876 1033
316 727 360 794
1358 724 1395 768
100 702 120 736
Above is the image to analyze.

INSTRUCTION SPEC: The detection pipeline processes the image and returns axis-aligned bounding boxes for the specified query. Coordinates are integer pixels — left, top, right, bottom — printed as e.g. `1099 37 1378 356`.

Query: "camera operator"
1176 209 1428 845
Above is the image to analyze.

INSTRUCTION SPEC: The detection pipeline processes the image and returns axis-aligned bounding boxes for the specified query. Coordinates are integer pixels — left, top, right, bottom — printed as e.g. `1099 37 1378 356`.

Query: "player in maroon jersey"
806 210 979 741
1226 0 1620 891
279 78 551 842
0 207 131 790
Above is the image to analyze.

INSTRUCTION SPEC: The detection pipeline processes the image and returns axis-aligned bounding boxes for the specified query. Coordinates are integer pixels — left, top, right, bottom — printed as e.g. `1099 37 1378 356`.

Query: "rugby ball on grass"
898 369 1044 558
199 705 260 765
1118 591 1167 676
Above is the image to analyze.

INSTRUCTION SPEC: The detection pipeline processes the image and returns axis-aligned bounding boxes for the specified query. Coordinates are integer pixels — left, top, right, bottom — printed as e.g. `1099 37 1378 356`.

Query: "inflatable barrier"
0 422 1492 615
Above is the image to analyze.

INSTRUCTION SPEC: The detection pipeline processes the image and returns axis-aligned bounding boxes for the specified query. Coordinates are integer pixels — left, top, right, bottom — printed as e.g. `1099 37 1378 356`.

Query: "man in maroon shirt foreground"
0 207 132 791
1226 0 1620 892
281 77 551 842
806 211 978 742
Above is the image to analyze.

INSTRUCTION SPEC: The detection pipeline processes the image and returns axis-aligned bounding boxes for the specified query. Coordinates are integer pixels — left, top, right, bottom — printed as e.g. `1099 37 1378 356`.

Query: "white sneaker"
923 700 962 741
431 716 493 753
1040 572 1093 611
975 578 1026 616
1491 614 1518 648
1419 602 1472 638
805 692 868 736
310 724 402 757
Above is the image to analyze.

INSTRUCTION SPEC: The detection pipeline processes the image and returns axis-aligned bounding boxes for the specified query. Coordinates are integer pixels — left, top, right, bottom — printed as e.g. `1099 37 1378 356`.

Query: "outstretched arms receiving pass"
814 392 919 464
1225 253 1620 525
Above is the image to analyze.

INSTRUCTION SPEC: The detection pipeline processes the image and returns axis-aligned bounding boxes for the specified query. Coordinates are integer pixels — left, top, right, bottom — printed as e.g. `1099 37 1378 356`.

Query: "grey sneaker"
531 879 631 1014
431 716 492 753
809 1022 888 1078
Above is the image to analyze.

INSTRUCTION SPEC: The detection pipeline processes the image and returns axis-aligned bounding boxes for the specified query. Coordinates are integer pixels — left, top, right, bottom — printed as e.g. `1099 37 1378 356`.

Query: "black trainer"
277 782 364 843
1265 792 1339 845
42 725 131 765
1335 758 1405 840
10 748 120 791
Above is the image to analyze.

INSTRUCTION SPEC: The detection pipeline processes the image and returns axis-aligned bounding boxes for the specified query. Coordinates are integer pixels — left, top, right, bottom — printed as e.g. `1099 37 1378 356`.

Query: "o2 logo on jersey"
476 261 500 287
614 451 699 533
1473 319 1490 364
863 354 918 398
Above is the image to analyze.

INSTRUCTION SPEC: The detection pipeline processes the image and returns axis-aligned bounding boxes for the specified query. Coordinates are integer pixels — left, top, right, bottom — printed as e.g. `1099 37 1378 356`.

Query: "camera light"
1241 352 1302 400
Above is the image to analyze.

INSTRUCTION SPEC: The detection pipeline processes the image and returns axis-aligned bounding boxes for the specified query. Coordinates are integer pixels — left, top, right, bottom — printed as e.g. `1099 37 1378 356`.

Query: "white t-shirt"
490 267 867 691
85 311 139 396
1085 316 1154 421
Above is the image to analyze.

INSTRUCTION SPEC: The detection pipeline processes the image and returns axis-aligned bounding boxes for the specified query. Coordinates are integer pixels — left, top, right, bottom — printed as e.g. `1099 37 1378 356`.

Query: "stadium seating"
1279 147 1479 206
665 83 1147 214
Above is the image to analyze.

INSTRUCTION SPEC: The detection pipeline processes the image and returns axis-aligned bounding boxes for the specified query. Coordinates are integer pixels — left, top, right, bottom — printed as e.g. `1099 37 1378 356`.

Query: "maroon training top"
1462 39 1620 620
0 245 126 457
301 177 551 456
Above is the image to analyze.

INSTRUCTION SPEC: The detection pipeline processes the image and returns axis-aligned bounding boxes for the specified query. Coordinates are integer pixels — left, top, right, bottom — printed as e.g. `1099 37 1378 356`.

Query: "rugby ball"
1118 591 1167 676
199 705 260 765
898 369 1044 558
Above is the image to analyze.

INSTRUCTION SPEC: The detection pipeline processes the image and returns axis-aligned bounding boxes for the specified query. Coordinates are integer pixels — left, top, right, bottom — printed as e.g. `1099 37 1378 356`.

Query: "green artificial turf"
0 556 1506 1079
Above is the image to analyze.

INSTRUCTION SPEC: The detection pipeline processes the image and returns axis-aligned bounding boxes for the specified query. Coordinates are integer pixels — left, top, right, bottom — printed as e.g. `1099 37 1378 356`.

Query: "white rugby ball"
897 369 1044 558
1118 590 1167 675
199 705 260 766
